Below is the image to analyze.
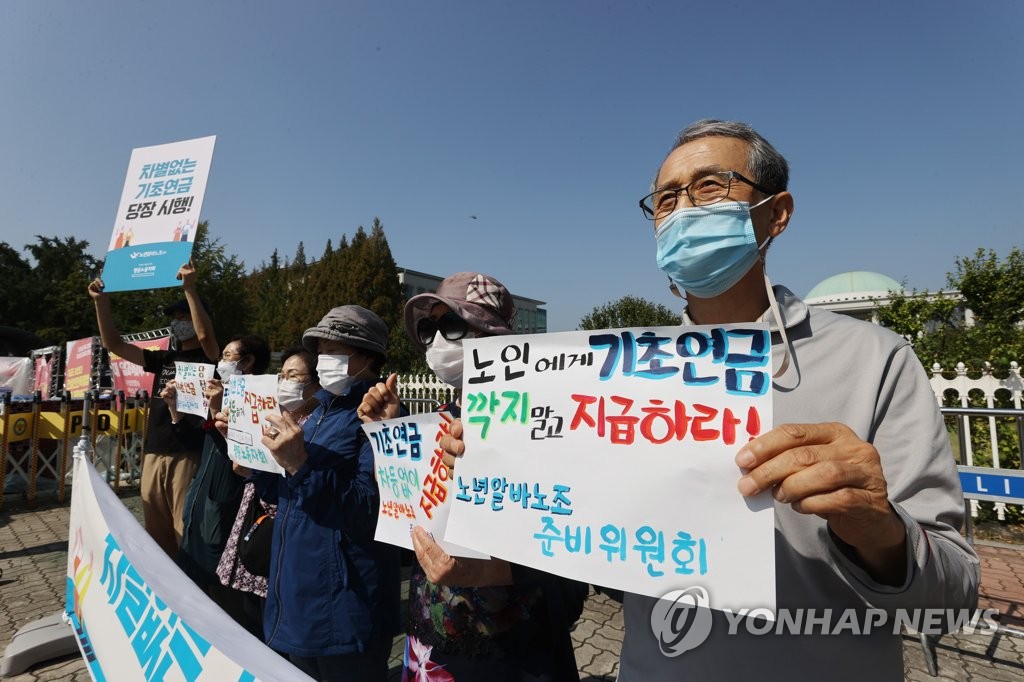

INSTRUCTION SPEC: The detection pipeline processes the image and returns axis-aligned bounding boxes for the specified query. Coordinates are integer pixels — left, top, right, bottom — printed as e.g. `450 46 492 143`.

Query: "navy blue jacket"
256 381 401 656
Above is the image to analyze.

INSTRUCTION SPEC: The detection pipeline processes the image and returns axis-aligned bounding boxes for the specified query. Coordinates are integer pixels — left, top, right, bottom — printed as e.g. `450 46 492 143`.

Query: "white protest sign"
362 412 488 559
101 135 216 292
173 361 216 418
224 374 285 475
444 325 776 612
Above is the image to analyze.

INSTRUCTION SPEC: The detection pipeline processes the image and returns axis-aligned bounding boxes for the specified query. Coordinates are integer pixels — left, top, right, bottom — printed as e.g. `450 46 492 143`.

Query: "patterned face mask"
170 319 196 342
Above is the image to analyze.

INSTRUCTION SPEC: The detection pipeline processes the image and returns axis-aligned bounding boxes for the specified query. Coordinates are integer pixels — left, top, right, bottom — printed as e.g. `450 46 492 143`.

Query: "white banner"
173 362 216 418
64 453 311 681
362 412 488 559
444 325 776 611
0 356 32 395
224 374 284 475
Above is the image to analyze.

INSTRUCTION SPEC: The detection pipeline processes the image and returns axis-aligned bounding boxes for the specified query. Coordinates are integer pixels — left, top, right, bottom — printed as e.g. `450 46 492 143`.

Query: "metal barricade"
940 406 1024 545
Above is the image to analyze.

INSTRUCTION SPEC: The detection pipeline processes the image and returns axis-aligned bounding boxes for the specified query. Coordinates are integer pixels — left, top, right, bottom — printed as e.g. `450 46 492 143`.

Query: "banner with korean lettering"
363 412 488 559
173 361 215 418
101 136 216 292
110 336 171 397
224 374 284 475
33 348 60 398
444 325 776 611
65 454 310 681
64 338 95 397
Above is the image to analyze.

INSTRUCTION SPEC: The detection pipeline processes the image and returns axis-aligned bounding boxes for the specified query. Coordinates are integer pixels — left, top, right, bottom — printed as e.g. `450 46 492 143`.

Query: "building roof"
805 271 904 304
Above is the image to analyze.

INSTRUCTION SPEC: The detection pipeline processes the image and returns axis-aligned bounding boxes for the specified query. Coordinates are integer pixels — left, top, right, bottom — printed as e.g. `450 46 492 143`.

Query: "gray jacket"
619 286 979 682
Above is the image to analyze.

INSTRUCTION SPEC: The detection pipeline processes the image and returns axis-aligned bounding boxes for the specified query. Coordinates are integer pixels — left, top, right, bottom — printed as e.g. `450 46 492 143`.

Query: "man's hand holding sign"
736 422 907 585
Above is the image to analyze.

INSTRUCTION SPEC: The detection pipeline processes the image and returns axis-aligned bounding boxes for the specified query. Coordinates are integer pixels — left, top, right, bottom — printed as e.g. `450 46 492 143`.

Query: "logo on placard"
13 417 27 437
650 586 713 656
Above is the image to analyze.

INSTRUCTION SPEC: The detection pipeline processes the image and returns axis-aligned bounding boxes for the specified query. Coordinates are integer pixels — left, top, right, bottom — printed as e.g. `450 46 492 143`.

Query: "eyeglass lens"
645 172 736 219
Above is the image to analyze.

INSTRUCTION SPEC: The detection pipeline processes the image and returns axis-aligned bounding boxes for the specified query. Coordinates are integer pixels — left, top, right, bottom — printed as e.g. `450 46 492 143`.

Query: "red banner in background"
63 338 94 397
33 353 58 398
110 336 170 398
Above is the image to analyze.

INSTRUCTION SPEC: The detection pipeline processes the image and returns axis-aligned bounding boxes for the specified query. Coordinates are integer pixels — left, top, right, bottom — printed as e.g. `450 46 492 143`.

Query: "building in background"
804 270 970 327
398 268 548 334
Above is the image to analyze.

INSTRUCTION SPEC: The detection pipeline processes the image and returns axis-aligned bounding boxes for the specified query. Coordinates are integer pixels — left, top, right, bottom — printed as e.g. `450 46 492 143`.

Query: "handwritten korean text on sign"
444 325 775 611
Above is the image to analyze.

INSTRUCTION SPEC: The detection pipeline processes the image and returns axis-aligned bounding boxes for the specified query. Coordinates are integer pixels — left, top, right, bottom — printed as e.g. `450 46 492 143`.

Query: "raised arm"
178 261 219 361
87 278 144 366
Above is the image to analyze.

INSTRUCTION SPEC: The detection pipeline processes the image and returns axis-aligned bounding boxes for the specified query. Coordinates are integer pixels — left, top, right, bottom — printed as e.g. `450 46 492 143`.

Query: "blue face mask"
655 197 773 298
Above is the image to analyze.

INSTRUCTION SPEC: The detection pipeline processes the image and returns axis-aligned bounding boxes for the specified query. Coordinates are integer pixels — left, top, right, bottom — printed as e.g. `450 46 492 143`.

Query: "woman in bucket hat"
250 304 401 682
360 274 583 682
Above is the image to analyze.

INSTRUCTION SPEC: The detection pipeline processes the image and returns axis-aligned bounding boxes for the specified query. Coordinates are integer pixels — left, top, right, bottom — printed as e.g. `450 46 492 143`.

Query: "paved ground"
1 490 1022 681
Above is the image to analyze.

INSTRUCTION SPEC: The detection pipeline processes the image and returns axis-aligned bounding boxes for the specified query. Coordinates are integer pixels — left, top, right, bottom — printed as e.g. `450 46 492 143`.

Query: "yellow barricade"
0 412 35 443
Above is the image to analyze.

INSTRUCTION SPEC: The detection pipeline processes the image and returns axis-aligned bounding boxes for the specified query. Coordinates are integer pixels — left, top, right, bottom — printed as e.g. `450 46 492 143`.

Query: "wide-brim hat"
404 272 516 351
302 305 389 359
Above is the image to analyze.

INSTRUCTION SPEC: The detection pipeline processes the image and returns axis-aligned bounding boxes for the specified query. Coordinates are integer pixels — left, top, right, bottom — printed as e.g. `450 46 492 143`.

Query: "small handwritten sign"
363 412 487 559
173 362 215 418
224 374 284 475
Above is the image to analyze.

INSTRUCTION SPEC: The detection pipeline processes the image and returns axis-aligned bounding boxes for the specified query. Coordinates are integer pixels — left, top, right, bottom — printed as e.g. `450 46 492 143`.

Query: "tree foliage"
875 247 1024 370
876 246 1024 525
4 236 101 345
242 218 419 372
578 295 681 330
9 218 432 376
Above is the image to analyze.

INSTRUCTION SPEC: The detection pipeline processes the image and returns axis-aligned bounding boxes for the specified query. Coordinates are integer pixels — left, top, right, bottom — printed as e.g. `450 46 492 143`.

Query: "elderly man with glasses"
431 119 980 681
616 119 979 680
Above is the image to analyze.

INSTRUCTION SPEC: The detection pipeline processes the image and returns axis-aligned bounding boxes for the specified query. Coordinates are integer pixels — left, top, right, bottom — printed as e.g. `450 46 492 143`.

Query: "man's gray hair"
658 119 789 193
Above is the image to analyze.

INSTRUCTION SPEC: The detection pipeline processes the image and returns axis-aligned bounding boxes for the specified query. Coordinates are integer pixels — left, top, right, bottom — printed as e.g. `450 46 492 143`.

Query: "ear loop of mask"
760 265 791 379
753 196 791 379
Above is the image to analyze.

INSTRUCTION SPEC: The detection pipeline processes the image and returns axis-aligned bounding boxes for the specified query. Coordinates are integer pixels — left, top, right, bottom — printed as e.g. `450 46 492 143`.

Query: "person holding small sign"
252 305 401 682
213 345 322 637
359 272 585 682
87 261 219 558
432 122 979 681
167 335 270 621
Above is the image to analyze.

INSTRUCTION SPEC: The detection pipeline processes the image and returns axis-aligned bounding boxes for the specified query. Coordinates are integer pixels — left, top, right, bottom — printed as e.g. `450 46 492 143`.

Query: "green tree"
0 242 33 332
246 249 291 349
876 247 1024 370
876 246 1024 525
23 235 101 345
578 295 682 330
342 220 418 373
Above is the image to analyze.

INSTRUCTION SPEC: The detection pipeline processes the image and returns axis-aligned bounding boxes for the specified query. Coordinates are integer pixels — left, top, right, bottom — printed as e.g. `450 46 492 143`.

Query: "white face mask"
217 359 241 379
277 378 309 412
425 334 464 388
170 319 196 342
317 353 355 395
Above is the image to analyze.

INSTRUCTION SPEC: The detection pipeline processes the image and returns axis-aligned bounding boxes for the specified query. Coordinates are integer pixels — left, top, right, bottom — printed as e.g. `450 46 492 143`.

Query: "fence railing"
940 407 1024 543
930 362 1023 520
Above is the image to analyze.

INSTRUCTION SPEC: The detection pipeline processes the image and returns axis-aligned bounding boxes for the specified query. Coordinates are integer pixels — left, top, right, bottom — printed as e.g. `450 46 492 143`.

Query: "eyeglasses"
221 350 242 361
416 312 469 346
639 170 773 221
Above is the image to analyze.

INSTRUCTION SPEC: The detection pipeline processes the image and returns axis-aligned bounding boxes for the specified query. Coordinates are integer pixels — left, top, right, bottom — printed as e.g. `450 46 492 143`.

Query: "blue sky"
2 1 1021 332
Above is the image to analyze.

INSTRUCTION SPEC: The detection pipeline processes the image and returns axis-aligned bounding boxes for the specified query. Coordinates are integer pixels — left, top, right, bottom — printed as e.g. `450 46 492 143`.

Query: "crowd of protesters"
86 119 979 682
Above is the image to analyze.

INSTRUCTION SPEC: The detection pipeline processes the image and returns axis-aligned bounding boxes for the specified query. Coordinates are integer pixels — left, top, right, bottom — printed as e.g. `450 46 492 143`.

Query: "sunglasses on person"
416 312 469 346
